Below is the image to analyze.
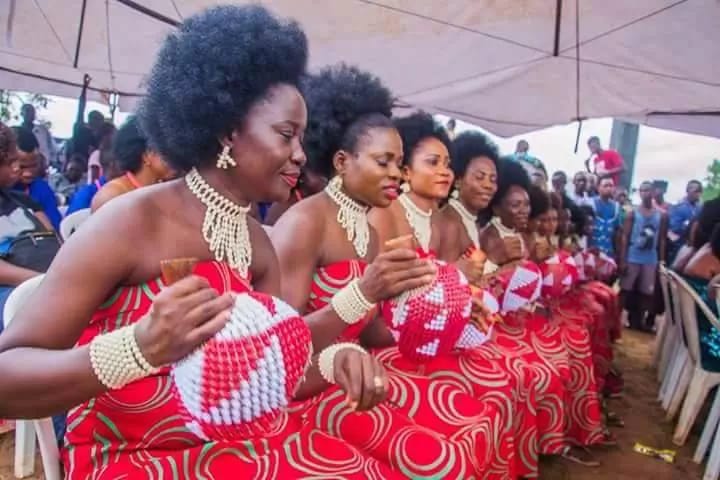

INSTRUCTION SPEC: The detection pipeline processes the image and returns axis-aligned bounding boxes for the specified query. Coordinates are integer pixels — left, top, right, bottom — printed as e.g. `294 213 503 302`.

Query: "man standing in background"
17 104 57 172
590 177 623 258
668 180 703 260
619 181 668 331
586 136 625 187
569 172 595 208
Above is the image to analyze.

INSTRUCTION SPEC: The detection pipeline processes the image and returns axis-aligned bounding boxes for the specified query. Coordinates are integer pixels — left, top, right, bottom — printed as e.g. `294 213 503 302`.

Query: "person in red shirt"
586 136 625 187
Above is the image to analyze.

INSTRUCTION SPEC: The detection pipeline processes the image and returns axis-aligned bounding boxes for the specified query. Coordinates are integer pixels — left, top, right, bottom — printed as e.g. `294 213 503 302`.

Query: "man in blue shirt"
668 180 703 261
590 177 622 258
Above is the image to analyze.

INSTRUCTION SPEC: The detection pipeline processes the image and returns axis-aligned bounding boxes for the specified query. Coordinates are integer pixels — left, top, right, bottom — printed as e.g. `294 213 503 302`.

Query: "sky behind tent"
14 95 720 203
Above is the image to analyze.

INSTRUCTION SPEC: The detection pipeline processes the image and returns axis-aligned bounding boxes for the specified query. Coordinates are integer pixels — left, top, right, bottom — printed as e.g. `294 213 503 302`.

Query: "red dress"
63 261 402 480
491 262 606 448
295 260 516 479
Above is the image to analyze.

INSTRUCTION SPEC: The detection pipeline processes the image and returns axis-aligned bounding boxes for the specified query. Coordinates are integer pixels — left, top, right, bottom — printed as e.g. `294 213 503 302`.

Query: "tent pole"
115 0 180 27
553 0 562 56
609 120 639 190
73 0 88 68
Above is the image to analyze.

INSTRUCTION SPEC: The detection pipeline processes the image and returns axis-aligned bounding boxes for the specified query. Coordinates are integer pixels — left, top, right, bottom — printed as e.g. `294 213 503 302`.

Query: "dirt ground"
0 329 708 480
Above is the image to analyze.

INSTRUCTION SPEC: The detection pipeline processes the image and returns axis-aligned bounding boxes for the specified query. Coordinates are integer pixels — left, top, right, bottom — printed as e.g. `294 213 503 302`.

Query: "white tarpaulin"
1 0 719 137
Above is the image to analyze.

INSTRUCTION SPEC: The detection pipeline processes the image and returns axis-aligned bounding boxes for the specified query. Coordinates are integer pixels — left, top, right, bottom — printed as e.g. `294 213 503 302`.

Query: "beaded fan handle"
160 258 199 285
384 234 416 252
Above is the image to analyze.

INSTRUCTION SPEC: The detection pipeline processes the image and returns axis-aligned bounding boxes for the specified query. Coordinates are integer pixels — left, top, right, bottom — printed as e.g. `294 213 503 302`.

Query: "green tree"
703 158 720 201
0 89 50 124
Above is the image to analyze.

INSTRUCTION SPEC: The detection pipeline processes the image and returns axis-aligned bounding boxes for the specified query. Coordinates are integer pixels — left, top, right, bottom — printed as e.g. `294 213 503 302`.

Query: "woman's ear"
332 150 349 177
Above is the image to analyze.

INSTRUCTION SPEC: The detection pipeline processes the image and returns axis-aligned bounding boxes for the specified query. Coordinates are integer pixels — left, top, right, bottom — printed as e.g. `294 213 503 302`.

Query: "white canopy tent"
1 0 718 138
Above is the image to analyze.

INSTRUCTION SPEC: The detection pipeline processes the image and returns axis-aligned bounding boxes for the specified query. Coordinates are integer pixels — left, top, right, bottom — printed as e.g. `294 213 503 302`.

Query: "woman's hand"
333 347 388 411
134 276 234 367
534 238 554 262
470 292 502 332
456 256 484 285
502 236 524 263
358 248 437 303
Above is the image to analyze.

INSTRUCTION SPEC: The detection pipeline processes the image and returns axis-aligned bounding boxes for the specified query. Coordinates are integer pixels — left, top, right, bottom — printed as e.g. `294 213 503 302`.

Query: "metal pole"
609 119 639 190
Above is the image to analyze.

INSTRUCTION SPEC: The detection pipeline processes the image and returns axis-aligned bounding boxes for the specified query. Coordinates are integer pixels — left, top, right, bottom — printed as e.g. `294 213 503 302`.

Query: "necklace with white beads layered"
185 167 252 276
448 198 479 248
324 176 370 258
398 193 432 251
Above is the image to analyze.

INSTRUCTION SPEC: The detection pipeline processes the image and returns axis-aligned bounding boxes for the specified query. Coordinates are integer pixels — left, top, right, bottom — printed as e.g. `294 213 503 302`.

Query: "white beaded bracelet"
89 323 159 390
318 342 367 384
330 279 375 325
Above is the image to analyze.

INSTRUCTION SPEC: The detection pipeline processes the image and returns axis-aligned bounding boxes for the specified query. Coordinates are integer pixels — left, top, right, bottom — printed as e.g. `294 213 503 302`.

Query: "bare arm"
91 182 127 212
0 200 138 418
270 204 350 350
367 206 399 253
34 211 54 232
0 259 40 287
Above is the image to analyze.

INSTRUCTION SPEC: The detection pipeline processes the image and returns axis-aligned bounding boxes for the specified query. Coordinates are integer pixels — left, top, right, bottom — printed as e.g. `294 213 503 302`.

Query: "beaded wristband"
318 342 367 384
89 323 159 390
330 279 375 325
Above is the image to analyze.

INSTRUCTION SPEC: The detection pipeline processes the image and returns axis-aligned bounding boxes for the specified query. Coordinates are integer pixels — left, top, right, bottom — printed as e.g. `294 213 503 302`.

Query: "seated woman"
91 116 174 212
272 65 515 479
263 164 327 225
680 224 720 373
12 127 62 230
0 122 56 331
368 116 571 477
527 187 614 394
0 7 403 479
478 160 608 461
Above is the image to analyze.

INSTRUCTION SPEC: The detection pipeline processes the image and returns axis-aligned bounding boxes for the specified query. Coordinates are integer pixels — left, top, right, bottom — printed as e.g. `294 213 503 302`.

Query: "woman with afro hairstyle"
476 159 616 465
527 186 620 404
91 116 174 212
272 65 516 479
0 6 402 479
436 131 589 475
368 115 568 478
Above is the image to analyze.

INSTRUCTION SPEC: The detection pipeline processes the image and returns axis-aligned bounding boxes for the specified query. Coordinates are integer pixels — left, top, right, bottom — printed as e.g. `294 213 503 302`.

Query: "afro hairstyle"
490 157 531 209
528 184 551 219
138 5 307 172
112 116 150 174
451 131 499 179
393 112 450 166
302 63 395 178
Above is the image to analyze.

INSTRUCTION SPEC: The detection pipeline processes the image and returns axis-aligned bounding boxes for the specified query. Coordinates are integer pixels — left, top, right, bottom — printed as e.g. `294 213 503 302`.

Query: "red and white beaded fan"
487 260 543 313
540 251 577 298
380 257 472 362
455 288 498 349
596 251 618 281
171 291 312 441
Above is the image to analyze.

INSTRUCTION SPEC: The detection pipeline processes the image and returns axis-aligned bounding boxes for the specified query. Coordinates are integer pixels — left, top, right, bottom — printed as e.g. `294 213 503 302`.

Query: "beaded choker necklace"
185 168 252 276
325 177 370 258
448 198 479 248
398 193 432 251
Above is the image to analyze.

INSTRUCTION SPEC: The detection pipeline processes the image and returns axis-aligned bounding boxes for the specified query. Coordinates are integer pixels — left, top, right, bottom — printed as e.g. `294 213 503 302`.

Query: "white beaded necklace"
398 193 432 251
325 177 370 258
185 168 252 276
448 198 479 248
489 216 516 239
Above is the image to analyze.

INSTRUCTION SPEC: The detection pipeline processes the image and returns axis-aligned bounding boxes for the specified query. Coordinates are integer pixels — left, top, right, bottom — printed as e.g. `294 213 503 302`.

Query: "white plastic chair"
660 270 692 416
668 271 720 447
656 265 678 378
59 208 91 240
3 275 61 480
